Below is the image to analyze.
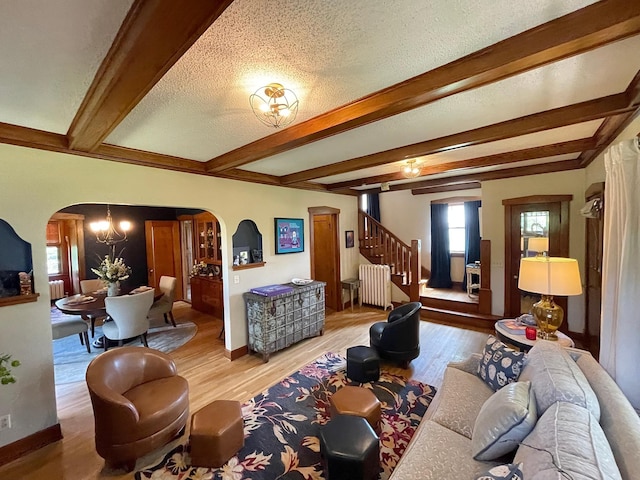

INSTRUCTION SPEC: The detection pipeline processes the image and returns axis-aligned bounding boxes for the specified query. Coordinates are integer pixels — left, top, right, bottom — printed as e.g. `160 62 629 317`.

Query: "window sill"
450 252 465 257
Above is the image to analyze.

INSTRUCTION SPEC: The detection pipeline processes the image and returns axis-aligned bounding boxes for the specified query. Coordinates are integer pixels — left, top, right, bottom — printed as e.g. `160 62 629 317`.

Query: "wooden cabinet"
243 281 326 362
191 276 223 318
194 212 221 265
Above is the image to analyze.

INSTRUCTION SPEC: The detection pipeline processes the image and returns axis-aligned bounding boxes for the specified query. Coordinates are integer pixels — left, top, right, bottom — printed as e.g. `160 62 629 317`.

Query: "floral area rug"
136 352 436 480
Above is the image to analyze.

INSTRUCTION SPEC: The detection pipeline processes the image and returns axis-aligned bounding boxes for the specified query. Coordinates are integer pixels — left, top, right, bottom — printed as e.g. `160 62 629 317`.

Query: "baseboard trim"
225 345 249 361
0 423 62 467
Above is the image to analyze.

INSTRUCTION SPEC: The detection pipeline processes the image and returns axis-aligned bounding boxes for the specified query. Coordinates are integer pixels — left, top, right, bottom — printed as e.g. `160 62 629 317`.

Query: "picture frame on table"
274 218 304 254
345 230 355 248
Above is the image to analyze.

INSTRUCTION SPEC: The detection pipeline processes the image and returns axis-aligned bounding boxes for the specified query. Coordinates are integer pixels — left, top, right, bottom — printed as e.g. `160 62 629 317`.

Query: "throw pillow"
472 381 537 460
477 335 525 391
475 463 523 480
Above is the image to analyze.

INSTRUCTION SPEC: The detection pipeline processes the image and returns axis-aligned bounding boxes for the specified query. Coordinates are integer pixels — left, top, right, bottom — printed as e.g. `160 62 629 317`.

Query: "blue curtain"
366 193 381 222
427 203 452 288
462 200 482 292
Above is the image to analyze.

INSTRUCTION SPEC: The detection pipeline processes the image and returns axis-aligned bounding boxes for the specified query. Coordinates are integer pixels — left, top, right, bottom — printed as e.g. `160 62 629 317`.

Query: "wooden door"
145 220 183 300
503 196 571 330
309 207 341 311
585 183 604 359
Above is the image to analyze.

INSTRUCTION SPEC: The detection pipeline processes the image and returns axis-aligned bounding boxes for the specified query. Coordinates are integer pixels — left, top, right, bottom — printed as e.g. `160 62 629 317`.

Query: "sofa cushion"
519 340 600 420
472 381 537 460
514 402 622 480
431 366 493 439
389 420 499 480
477 336 525 391
475 463 524 480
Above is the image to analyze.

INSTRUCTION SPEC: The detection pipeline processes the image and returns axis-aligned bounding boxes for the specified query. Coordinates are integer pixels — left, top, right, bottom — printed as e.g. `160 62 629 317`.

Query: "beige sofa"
390 339 640 480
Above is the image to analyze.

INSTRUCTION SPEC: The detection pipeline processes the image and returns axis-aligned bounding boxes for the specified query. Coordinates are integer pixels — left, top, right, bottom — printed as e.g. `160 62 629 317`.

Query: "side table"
494 319 574 352
465 263 481 296
341 278 361 311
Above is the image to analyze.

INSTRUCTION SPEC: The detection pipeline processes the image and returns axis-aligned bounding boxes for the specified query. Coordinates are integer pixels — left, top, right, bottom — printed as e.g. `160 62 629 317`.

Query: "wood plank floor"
0 302 491 480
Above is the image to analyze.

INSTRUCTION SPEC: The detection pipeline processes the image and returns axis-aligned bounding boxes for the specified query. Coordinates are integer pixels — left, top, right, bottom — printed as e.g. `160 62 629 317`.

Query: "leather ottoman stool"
347 345 380 383
330 385 381 433
320 414 380 480
189 400 244 468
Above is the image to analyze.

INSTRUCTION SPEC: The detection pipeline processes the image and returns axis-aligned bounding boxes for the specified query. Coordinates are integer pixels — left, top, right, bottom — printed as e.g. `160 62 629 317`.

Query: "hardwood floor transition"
0 301 491 480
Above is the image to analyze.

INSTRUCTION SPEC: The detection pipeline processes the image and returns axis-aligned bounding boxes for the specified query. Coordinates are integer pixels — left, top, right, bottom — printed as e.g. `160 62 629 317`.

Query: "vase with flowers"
91 255 131 296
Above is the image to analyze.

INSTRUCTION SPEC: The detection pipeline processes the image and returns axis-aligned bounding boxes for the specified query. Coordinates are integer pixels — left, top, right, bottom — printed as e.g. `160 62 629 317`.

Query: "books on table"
498 319 528 335
250 284 295 297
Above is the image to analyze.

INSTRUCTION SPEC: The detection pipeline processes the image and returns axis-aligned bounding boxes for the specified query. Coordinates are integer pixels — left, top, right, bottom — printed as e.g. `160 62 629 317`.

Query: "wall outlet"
0 414 11 430
233 275 240 284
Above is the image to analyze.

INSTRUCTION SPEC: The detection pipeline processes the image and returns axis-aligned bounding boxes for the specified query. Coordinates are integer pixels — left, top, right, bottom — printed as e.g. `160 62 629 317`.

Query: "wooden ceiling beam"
205 0 640 173
410 182 482 195
0 122 342 194
578 69 640 167
407 160 583 195
283 93 629 184
67 0 235 152
326 137 595 190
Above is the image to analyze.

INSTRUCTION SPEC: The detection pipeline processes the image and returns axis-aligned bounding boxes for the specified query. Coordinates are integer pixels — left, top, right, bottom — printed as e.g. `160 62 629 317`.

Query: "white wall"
0 143 359 448
481 170 587 331
379 187 482 278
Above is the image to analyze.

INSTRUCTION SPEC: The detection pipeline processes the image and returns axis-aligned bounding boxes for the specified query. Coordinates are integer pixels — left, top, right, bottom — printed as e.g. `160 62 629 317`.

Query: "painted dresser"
243 281 326 362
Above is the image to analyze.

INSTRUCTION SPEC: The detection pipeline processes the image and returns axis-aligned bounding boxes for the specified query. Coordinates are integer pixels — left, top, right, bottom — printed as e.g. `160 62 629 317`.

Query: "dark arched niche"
232 220 263 265
0 219 33 298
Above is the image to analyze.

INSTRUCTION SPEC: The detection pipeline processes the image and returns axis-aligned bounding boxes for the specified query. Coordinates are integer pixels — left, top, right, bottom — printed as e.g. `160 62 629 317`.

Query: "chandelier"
249 83 299 128
89 205 131 257
402 159 421 178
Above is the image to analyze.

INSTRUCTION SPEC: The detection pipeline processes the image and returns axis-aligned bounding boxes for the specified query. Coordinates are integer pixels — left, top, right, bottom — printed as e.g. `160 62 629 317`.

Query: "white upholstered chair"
103 289 155 350
80 278 105 294
148 276 177 327
80 278 107 338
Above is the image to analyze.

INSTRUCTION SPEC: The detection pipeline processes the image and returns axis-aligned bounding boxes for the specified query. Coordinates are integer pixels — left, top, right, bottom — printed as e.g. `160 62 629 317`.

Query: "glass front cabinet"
195 212 221 265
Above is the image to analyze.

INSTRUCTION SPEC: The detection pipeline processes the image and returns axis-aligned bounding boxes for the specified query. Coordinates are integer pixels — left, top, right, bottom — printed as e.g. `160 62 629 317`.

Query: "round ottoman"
330 385 381 433
347 345 380 383
320 414 380 480
189 400 244 468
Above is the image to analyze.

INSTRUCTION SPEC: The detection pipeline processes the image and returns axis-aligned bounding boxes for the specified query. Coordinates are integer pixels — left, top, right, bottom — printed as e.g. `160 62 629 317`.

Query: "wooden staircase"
358 210 421 301
358 209 496 329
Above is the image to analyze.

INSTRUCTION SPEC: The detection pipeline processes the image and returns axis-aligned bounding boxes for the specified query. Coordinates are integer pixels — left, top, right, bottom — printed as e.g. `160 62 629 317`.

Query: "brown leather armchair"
85 347 189 471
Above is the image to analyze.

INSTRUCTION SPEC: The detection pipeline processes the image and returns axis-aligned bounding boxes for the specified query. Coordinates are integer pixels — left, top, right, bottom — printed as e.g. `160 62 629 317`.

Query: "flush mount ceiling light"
402 159 421 178
250 83 299 128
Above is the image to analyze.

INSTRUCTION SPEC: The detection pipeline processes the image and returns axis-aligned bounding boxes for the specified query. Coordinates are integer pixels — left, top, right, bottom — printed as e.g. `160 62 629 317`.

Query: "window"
46 245 62 275
360 193 369 212
448 204 465 253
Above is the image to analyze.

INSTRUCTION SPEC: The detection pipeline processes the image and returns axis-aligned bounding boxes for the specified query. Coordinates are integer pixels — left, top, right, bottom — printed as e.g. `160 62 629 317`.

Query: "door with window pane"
503 196 571 329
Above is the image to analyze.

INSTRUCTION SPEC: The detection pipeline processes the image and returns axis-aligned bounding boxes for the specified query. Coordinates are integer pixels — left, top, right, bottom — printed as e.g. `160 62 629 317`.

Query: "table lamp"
517 256 582 340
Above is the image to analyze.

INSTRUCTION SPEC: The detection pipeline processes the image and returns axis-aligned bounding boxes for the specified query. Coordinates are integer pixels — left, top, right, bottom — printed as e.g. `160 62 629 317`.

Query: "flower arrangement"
191 261 209 276
91 255 131 284
1 353 20 385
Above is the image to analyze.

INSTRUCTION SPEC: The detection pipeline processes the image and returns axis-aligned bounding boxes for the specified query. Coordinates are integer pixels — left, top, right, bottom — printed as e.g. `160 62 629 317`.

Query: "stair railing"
358 209 421 301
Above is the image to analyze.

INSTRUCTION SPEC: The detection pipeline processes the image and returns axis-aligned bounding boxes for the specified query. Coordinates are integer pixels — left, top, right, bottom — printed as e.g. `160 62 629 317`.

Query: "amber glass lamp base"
531 295 564 340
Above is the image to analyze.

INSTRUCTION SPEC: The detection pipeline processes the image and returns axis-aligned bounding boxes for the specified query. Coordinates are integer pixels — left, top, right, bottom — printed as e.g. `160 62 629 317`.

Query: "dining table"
54 286 162 349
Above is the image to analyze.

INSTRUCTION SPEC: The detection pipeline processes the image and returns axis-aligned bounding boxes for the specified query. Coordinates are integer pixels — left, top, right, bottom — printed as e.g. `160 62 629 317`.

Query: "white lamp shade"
518 257 582 296
527 236 549 253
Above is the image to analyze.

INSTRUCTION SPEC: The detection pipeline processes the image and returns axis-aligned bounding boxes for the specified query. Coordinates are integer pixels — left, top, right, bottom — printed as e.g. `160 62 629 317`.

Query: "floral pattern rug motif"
135 352 436 480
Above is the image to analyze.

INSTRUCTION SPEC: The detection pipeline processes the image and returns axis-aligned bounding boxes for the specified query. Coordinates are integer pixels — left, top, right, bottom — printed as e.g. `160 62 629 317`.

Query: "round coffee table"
494 319 574 352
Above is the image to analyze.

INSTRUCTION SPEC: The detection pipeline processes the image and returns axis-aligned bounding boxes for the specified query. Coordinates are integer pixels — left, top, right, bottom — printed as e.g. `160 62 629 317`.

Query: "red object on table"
525 326 537 340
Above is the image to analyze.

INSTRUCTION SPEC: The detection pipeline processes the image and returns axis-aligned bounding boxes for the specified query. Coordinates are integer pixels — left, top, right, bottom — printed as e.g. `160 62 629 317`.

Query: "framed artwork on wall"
274 218 304 254
345 230 355 248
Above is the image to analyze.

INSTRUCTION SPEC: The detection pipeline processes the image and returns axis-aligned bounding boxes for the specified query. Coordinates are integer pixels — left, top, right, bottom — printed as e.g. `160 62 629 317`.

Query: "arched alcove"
0 218 36 304
232 219 264 268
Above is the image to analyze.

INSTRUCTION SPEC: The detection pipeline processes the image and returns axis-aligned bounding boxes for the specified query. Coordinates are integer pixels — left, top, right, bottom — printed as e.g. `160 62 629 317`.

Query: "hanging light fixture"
249 83 299 128
402 159 421 178
90 205 131 258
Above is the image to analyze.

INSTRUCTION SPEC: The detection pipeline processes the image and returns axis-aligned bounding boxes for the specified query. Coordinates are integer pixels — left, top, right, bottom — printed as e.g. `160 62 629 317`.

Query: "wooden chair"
102 289 154 350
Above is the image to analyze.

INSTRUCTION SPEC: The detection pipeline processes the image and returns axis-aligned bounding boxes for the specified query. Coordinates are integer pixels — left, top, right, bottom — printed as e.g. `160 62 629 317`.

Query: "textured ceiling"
0 0 638 193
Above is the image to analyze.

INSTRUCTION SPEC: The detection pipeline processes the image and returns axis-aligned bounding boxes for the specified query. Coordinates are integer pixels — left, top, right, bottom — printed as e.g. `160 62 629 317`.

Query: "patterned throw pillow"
477 336 525 391
476 463 524 480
